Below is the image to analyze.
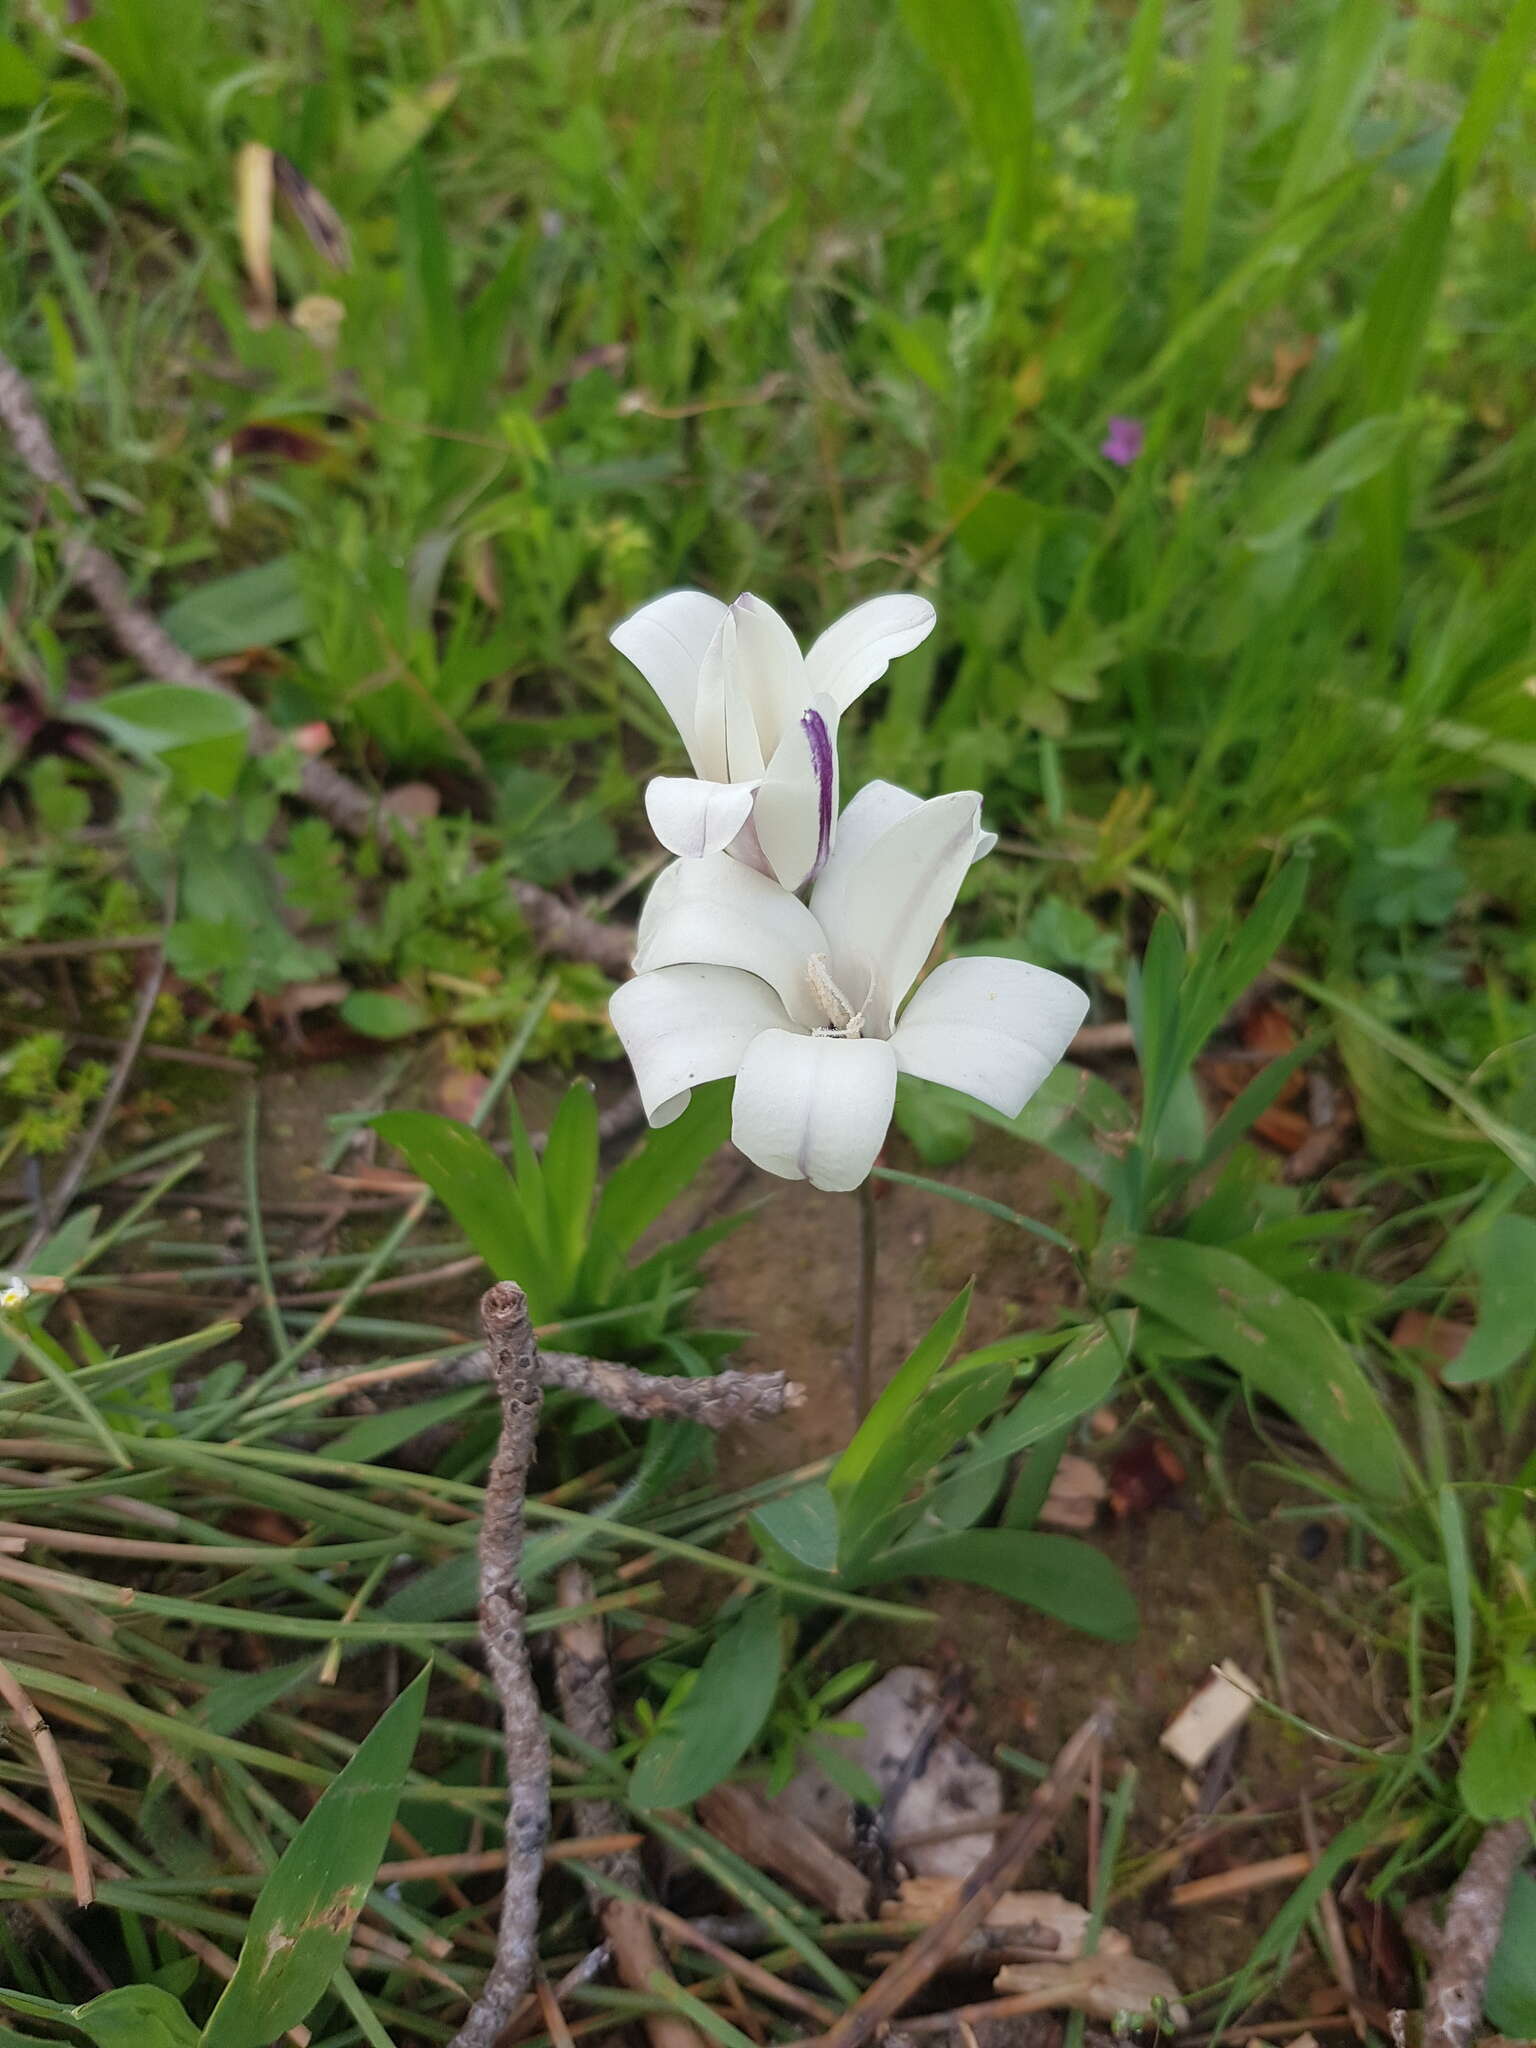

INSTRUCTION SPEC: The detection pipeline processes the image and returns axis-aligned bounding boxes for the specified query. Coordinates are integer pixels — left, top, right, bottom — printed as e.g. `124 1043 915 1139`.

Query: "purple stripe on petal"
801 707 836 882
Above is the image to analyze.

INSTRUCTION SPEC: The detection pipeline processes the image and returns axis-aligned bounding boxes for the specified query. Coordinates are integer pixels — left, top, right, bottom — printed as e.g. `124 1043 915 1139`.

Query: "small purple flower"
1100 415 1145 469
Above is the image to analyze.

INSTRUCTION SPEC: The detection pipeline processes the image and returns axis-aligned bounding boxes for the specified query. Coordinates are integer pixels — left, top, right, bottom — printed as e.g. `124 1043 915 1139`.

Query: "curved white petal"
752 694 840 892
892 957 1089 1118
645 776 759 861
637 858 683 956
730 593 805 759
693 612 766 785
812 790 985 1037
803 595 937 713
611 591 726 771
633 852 828 1030
611 966 789 1127
809 780 925 935
731 1029 897 1192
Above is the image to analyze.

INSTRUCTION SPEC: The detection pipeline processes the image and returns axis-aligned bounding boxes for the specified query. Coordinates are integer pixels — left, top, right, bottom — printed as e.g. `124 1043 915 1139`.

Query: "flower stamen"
806 953 864 1039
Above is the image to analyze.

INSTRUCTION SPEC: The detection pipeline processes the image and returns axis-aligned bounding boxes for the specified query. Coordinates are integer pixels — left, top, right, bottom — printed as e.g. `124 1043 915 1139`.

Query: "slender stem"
851 1177 878 1419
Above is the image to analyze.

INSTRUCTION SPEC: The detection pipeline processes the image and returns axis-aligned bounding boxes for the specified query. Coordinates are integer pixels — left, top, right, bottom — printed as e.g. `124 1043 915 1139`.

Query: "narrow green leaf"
830 1288 971 1511
865 1531 1138 1642
949 1320 1129 1487
541 1083 600 1289
592 1082 731 1255
371 1111 555 1319
201 1668 429 2048
1114 1238 1409 1500
1173 0 1241 318
896 0 1034 213
750 1482 840 1575
1246 416 1411 552
629 1598 782 1809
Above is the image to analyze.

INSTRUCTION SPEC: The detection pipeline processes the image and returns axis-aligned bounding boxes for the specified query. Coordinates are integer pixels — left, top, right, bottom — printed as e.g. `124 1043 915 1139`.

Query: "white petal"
811 790 985 1037
644 776 759 860
752 694 840 892
731 1029 897 1192
611 591 726 772
637 858 683 955
693 612 766 785
802 594 937 713
730 593 805 759
611 966 789 1126
892 957 1089 1118
633 852 828 1030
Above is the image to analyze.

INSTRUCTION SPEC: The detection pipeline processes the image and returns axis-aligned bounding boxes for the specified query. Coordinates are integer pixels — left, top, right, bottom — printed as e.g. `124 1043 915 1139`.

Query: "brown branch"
1421 1810 1534 2048
287 1345 801 1426
0 1657 94 1907
812 1703 1115 2048
554 1563 700 2048
0 348 633 979
448 1284 550 2048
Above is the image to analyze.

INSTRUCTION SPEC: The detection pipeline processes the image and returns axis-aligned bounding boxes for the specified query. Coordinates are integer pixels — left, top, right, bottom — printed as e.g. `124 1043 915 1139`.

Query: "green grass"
2 0 1536 2039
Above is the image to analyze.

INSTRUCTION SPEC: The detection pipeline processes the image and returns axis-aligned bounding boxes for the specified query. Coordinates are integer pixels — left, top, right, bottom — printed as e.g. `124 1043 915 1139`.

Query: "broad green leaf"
1487 1869 1536 2038
893 1075 975 1167
629 1597 782 1809
542 1083 600 1289
340 990 430 1040
1246 417 1411 552
751 1482 839 1575
201 1668 429 2048
592 1082 731 1254
1443 1214 1536 1386
0 39 48 107
865 1531 1137 1642
371 1111 555 1320
160 557 307 659
84 683 251 800
72 1988 198 2048
1458 1692 1536 1823
1113 1238 1409 1500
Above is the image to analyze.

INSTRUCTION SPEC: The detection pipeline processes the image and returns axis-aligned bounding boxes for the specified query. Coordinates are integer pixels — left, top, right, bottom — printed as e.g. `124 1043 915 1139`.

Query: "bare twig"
554 1563 699 2048
813 1704 1115 2048
1421 1810 1534 2048
0 347 633 979
18 897 172 1268
284 1345 801 1425
448 1284 550 2048
0 1657 94 1906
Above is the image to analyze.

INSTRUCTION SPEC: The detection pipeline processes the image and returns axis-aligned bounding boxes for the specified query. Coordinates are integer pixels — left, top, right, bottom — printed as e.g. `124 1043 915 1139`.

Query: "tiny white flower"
611 782 1088 1193
1 1275 31 1311
611 589 937 892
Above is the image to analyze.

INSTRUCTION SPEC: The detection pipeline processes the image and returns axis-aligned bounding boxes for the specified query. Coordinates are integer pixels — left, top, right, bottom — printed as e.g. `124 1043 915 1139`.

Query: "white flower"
611 589 936 891
0 1275 30 1311
610 782 1089 1193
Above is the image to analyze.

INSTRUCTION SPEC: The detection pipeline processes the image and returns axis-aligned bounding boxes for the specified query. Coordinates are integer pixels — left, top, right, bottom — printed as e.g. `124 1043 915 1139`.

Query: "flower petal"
611 966 789 1126
802 594 937 712
730 593 805 759
644 776 759 860
752 693 840 892
892 957 1089 1118
811 789 985 1037
730 1029 897 1192
611 591 726 772
693 611 766 784
633 852 828 1029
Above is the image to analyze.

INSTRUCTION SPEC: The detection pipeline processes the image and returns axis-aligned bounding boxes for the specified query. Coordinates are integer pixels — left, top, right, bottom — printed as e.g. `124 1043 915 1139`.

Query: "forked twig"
449 1284 550 2048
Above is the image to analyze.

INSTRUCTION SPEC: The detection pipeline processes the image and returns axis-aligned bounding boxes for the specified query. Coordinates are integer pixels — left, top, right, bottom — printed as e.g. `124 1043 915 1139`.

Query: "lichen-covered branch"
447 1284 549 2048
1422 1810 1534 2048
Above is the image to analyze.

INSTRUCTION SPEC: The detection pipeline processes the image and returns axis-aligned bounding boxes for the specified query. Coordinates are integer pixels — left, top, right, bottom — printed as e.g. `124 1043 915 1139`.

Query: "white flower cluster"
608 592 1087 1192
